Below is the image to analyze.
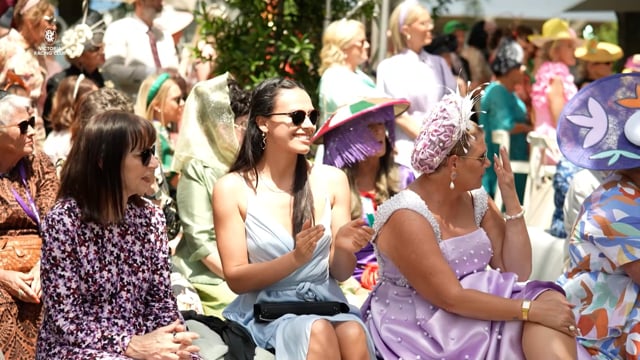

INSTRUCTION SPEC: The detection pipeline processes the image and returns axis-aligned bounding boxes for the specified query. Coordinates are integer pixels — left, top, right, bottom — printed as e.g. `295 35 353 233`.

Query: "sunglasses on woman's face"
461 151 488 163
265 109 319 126
43 15 56 25
0 116 36 134
139 145 156 166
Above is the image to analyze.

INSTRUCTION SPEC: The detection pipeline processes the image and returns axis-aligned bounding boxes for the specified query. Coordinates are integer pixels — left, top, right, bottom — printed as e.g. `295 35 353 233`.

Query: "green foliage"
192 0 461 98
193 0 376 102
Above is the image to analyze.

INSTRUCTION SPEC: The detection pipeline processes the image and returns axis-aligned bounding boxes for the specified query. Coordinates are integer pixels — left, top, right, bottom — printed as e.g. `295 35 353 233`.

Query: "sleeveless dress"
222 195 376 359
361 189 576 360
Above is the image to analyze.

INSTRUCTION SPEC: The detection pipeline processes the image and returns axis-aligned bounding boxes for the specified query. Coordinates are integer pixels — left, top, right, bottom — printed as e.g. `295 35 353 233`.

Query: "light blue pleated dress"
222 196 376 359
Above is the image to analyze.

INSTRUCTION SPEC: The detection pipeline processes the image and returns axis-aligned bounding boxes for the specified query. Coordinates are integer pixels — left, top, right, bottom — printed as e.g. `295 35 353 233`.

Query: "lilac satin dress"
361 189 584 360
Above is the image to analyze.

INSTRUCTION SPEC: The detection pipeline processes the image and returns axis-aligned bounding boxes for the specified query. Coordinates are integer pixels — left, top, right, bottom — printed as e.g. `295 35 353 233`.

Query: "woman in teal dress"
480 37 533 202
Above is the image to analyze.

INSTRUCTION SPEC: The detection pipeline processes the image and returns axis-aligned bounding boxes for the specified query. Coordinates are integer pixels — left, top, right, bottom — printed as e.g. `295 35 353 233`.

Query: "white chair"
491 129 529 211
492 130 565 281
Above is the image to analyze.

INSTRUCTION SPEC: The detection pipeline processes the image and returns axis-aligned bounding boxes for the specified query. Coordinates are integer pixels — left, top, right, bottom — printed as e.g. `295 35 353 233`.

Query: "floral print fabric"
37 198 198 359
560 173 640 359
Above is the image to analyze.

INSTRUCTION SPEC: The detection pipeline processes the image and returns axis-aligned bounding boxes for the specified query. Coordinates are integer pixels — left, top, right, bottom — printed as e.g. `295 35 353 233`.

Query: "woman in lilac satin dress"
311 98 412 296
360 89 591 359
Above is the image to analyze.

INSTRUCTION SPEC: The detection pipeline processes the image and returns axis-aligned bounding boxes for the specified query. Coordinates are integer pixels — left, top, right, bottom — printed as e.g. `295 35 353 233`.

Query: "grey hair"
0 95 32 126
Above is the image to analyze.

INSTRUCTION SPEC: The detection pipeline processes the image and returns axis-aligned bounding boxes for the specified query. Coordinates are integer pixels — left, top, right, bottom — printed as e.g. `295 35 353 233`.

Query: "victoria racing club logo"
35 27 63 56
44 28 56 45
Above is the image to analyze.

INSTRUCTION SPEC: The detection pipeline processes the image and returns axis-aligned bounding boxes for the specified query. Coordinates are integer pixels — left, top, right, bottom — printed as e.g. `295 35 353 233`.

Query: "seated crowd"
1 0 640 359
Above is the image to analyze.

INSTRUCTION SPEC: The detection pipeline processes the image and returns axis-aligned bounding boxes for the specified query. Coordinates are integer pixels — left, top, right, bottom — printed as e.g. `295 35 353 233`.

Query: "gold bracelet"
521 299 531 321
504 207 525 221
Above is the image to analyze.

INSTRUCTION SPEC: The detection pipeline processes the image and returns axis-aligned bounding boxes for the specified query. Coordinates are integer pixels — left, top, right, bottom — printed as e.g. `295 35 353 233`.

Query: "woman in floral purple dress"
37 111 200 359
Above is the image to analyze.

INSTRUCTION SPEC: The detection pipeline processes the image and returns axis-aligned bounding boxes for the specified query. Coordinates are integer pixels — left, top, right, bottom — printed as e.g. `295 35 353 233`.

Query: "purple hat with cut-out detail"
557 72 640 170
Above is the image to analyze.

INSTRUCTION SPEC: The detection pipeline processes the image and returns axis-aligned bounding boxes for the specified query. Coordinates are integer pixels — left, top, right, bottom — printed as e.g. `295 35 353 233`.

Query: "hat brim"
312 98 410 144
529 34 583 48
575 42 623 62
154 9 194 34
557 72 640 171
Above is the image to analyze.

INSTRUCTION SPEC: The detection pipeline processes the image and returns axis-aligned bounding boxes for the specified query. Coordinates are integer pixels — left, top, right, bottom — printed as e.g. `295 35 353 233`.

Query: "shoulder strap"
470 188 489 226
373 190 443 242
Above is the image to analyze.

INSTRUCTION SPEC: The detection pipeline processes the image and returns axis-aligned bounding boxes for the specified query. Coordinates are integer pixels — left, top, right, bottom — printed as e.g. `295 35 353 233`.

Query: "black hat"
490 38 523 76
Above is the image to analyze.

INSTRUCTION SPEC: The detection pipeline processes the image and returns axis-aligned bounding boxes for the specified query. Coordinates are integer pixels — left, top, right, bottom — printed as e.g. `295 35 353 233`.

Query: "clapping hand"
292 219 325 266
335 219 374 253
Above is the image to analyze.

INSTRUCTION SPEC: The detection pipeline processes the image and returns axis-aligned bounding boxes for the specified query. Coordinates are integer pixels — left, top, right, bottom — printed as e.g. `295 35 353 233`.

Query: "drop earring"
261 132 266 150
449 172 457 190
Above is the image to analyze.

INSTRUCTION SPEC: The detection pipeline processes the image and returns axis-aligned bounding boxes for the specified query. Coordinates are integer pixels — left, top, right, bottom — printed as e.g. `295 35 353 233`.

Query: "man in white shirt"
103 0 179 100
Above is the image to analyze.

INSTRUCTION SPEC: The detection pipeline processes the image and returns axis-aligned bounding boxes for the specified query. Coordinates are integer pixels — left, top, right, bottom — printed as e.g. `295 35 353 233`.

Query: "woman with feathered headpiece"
360 88 591 359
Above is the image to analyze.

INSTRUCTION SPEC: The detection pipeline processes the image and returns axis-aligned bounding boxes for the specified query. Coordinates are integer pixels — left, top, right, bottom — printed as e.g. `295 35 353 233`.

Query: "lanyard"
9 160 40 227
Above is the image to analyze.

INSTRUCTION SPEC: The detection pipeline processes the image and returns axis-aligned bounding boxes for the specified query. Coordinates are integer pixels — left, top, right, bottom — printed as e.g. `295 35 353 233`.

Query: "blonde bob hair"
388 1 430 54
134 73 179 127
319 19 365 75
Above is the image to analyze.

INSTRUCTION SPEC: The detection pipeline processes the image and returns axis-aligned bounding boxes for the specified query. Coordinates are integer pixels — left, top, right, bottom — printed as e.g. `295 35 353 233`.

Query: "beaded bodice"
372 189 491 287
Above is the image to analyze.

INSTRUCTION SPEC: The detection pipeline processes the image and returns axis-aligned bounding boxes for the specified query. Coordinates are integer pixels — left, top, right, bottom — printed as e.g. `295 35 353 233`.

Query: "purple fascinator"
411 87 482 174
312 98 410 168
557 73 640 170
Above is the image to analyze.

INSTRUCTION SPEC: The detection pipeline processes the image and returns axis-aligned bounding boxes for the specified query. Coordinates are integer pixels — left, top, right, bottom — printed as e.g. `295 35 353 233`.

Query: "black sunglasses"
140 145 156 166
266 109 319 126
1 116 36 134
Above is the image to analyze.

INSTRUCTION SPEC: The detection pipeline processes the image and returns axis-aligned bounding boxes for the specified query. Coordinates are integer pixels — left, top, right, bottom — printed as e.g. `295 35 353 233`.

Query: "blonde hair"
388 1 429 54
134 73 178 127
13 0 53 30
319 19 365 75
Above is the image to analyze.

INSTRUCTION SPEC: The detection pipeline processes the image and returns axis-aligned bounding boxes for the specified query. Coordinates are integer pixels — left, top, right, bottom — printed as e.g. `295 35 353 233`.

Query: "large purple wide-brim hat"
312 98 410 168
557 72 640 171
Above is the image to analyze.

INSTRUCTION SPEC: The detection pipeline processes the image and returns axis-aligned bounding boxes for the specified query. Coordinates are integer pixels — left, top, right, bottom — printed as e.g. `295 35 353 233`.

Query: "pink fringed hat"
312 98 409 168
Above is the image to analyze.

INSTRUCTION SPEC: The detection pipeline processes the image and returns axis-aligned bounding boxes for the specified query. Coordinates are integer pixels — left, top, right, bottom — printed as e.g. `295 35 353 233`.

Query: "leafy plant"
193 0 376 101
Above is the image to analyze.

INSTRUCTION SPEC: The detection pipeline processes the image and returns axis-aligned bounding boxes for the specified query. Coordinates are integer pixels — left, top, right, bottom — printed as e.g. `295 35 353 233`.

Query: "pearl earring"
449 180 455 190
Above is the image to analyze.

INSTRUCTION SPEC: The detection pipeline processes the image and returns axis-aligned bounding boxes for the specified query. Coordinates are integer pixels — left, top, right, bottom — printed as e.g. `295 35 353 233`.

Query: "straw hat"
153 5 193 35
557 72 640 171
528 18 581 47
623 54 640 73
312 98 409 168
575 39 623 63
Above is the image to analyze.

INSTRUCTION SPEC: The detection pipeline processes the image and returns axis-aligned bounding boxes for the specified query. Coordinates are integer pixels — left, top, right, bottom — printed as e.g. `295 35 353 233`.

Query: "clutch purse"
0 234 42 272
254 301 350 322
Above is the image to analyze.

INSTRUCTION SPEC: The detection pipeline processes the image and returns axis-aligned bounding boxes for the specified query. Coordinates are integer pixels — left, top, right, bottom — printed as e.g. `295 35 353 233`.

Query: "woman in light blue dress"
212 78 376 359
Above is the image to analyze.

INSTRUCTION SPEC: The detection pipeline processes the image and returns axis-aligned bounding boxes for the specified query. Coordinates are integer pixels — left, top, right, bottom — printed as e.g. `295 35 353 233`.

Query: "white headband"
19 0 40 15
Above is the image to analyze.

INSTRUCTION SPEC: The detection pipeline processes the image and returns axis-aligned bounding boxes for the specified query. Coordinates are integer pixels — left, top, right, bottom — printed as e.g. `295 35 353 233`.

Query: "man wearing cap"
442 20 471 88
102 0 179 100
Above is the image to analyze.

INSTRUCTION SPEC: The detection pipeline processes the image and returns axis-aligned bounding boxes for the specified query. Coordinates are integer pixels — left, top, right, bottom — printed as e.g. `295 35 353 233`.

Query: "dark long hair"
59 111 156 224
229 78 314 235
